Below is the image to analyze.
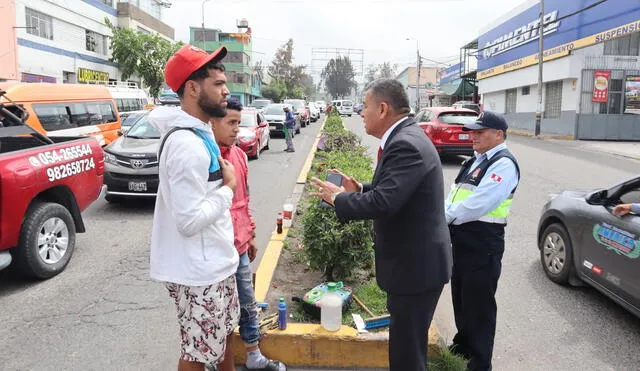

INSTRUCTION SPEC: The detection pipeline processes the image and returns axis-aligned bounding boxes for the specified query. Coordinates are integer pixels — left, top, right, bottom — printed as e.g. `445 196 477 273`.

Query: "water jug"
320 282 342 331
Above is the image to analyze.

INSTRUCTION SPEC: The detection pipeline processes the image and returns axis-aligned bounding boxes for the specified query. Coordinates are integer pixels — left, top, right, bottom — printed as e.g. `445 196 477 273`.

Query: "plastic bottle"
278 297 287 330
276 212 283 234
320 282 342 332
283 197 294 228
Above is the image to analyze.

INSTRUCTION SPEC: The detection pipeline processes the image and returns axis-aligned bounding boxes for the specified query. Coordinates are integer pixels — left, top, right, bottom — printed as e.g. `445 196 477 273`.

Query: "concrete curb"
508 128 574 141
233 116 445 368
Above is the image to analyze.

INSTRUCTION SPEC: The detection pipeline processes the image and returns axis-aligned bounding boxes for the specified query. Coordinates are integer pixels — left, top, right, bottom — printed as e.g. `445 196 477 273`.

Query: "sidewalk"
509 129 640 160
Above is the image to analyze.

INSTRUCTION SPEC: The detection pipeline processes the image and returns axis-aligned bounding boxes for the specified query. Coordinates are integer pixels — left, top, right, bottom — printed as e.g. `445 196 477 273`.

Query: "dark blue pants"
450 223 505 371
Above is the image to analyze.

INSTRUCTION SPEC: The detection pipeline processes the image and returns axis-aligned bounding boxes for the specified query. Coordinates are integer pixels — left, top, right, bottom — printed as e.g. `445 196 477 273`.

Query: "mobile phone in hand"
320 173 343 208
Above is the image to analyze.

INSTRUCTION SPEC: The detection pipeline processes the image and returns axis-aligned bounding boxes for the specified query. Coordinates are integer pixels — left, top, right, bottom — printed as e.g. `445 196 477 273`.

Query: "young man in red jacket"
212 100 286 371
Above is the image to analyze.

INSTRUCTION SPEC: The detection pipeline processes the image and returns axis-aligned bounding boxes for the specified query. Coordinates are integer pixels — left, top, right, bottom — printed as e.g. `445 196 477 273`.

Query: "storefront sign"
77 68 109 83
592 70 611 103
477 0 640 79
439 62 464 84
21 73 56 83
624 76 640 115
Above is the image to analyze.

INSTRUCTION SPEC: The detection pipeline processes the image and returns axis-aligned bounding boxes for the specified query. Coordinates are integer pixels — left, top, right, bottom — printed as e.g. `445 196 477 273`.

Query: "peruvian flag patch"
490 173 503 183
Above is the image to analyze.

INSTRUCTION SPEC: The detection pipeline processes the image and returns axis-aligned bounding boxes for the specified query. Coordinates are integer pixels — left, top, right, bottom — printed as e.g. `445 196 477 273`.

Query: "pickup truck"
0 90 105 279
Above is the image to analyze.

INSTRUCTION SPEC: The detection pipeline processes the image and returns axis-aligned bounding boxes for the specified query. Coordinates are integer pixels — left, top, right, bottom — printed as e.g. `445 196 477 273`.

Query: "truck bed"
0 136 90 155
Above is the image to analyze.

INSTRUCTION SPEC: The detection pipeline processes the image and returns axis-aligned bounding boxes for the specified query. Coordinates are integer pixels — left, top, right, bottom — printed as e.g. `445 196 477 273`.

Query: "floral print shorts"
166 275 240 364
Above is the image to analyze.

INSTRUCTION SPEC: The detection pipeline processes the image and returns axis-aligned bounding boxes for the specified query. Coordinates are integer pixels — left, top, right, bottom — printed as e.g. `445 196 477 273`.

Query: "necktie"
377 147 383 161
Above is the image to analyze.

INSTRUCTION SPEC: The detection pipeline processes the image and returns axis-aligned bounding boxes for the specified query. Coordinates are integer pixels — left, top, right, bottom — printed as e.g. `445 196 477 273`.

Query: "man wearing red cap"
149 44 240 371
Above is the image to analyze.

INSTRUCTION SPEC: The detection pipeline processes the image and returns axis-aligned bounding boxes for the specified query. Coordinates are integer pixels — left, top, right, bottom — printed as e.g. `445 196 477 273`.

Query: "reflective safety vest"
448 148 520 225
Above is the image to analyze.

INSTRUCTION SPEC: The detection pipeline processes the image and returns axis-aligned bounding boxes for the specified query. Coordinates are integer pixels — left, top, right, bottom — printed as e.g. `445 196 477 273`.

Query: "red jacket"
221 144 255 255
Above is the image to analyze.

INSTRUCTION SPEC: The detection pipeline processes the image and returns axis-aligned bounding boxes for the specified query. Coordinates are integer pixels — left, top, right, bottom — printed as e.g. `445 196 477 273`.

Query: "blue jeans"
236 252 260 346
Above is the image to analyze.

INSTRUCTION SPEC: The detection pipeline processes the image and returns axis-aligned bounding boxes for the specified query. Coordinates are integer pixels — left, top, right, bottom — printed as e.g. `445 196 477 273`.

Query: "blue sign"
478 0 640 72
440 62 464 84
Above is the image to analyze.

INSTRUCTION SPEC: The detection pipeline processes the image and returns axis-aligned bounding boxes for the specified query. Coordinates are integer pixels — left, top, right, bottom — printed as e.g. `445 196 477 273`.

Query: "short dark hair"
226 100 242 112
365 78 411 114
176 60 225 97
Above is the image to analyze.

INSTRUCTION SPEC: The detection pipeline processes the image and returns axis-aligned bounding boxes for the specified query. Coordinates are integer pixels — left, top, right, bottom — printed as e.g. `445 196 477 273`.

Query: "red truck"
0 90 105 279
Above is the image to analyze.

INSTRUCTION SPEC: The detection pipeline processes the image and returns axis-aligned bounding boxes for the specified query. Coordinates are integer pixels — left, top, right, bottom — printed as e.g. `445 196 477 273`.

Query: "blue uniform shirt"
285 110 296 128
445 143 519 225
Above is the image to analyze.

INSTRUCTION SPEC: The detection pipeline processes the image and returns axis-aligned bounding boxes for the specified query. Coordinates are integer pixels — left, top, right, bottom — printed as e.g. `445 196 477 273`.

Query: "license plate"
458 134 470 140
270 125 277 130
128 181 147 192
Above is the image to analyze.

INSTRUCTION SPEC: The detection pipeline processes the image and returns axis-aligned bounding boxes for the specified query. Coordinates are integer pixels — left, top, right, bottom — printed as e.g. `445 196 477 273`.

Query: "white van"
101 81 153 113
331 99 353 116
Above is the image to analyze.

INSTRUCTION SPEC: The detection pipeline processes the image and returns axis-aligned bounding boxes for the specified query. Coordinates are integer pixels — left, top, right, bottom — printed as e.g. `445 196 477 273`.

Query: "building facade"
396 66 442 109
189 26 262 105
475 0 640 140
0 0 173 85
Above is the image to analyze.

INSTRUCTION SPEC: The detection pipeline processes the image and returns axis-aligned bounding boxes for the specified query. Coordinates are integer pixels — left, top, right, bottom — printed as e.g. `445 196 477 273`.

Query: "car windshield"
126 116 160 138
251 100 270 108
343 101 353 107
285 100 304 109
240 114 256 127
438 112 478 125
121 113 144 127
264 105 285 115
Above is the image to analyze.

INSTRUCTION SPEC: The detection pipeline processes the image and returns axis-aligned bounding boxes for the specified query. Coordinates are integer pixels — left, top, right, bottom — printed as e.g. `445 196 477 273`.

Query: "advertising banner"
477 0 640 79
592 70 610 103
624 76 640 115
439 62 464 84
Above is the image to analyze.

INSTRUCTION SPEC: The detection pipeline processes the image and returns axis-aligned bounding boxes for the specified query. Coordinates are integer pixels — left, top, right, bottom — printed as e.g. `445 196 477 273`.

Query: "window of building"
579 69 627 115
505 88 517 114
193 30 216 42
225 52 247 64
544 81 563 119
86 30 107 55
25 8 53 40
137 26 150 34
522 86 530 95
236 73 246 84
604 33 640 56
101 0 114 6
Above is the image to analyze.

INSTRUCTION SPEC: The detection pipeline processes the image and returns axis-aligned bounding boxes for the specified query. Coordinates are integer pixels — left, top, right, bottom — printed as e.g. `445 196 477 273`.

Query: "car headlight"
239 135 255 143
104 152 118 165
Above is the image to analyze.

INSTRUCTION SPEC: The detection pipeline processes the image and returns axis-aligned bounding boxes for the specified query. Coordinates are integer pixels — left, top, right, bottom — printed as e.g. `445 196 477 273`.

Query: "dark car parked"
538 175 640 318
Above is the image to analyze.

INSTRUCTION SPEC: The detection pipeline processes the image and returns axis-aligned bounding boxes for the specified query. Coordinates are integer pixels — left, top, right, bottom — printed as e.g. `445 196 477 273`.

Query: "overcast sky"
164 0 526 80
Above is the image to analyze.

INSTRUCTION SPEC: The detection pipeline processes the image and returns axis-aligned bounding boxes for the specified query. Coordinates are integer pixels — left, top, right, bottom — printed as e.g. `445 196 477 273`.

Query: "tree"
378 62 398 79
261 78 287 102
267 39 310 98
364 64 378 85
105 18 182 98
322 56 356 99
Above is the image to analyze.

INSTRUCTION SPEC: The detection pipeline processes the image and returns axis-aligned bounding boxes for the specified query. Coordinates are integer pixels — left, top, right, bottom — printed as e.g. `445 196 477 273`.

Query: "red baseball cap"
164 44 227 92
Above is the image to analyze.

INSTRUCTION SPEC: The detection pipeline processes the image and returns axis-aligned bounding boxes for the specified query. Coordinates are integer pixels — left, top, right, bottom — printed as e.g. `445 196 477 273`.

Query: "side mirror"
586 189 608 205
117 129 124 136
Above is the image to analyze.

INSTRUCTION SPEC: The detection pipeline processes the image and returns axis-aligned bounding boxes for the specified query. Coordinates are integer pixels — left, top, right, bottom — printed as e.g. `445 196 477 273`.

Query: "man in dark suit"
310 79 452 371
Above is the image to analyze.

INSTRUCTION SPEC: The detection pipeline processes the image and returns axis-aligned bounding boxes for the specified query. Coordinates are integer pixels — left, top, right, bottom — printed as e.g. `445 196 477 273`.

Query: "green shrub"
428 347 468 371
321 130 362 153
323 115 344 133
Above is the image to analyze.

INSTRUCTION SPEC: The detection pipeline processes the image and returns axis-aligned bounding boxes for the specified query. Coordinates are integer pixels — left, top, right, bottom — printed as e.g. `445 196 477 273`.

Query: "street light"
201 0 212 49
406 38 421 111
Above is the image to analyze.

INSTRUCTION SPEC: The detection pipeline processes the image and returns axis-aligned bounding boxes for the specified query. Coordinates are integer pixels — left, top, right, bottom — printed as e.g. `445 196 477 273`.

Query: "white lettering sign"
483 10 561 59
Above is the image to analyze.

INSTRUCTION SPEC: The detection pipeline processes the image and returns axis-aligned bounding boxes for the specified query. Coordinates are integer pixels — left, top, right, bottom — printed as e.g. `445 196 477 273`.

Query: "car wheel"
15 202 76 279
296 126 301 134
264 136 270 150
348 114 352 117
540 223 576 285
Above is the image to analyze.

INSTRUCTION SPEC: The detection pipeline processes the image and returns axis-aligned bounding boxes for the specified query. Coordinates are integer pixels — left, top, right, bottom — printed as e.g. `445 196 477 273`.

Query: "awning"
440 78 475 96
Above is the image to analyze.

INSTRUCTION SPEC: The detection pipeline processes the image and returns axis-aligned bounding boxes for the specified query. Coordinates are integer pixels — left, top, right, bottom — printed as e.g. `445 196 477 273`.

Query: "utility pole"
535 0 544 137
201 0 211 50
416 44 421 111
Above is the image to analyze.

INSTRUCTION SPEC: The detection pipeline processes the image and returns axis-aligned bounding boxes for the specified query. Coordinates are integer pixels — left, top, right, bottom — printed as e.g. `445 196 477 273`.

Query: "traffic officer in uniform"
445 111 520 371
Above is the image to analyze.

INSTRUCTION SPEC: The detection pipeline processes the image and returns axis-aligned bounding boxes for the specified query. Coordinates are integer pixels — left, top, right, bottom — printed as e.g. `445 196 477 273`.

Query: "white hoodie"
149 106 238 286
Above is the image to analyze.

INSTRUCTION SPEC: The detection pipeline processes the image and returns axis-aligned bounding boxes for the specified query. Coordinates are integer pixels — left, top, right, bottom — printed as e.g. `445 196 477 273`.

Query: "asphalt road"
341 115 640 371
0 116 324 370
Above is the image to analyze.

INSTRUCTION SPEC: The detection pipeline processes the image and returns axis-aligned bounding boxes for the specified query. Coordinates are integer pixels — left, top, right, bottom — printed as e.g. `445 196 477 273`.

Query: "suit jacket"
334 117 452 295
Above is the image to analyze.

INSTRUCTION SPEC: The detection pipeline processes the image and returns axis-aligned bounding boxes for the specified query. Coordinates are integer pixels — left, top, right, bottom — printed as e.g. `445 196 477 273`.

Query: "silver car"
103 112 160 202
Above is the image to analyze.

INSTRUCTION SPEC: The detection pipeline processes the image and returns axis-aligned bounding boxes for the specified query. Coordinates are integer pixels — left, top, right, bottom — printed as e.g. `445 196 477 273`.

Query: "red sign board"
592 70 610 103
